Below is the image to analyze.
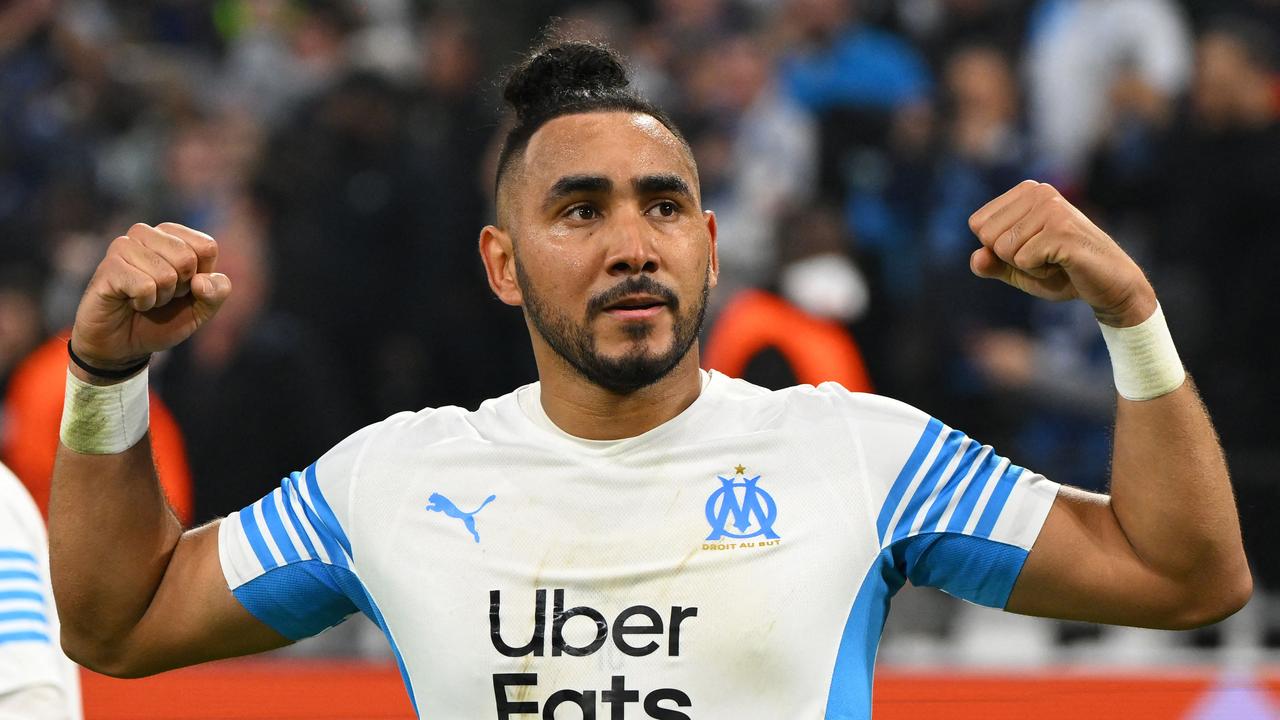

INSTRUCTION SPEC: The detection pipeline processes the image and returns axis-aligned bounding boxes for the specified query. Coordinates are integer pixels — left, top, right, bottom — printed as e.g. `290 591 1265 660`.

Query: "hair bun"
503 41 632 123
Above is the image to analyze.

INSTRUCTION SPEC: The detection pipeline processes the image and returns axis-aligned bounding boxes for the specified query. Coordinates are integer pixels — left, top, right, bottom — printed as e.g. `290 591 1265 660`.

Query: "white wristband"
59 367 150 454
1097 303 1186 401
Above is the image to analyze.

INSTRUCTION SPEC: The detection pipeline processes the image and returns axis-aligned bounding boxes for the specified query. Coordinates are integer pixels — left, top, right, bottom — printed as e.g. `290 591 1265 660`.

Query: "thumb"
190 272 232 319
970 247 1012 282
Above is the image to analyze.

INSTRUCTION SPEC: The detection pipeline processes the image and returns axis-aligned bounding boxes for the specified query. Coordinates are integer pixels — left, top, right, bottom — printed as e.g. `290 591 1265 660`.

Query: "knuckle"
1018 179 1039 190
128 222 152 237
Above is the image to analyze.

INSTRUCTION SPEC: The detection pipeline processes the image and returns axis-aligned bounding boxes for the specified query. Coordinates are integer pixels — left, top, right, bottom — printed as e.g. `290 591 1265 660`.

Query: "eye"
648 200 679 218
566 204 598 221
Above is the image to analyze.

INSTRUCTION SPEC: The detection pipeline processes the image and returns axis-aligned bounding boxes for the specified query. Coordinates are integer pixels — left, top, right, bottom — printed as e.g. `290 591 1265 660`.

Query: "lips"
603 294 668 319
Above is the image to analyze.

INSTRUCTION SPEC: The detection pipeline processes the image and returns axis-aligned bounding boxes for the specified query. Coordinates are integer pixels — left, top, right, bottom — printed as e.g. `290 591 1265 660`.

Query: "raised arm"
51 223 290 677
965 181 1251 629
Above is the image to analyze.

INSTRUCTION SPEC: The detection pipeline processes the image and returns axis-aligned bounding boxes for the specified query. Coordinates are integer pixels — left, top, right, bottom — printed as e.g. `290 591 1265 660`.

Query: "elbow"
61 631 155 680
1164 566 1253 631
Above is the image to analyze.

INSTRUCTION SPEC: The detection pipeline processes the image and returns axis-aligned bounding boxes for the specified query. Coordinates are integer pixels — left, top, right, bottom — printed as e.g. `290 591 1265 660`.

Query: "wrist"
1093 284 1158 329
1098 302 1186 401
66 338 150 385
60 366 150 454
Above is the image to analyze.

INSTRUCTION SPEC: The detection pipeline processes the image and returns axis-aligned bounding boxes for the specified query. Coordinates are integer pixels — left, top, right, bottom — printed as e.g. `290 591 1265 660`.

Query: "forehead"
518 112 696 195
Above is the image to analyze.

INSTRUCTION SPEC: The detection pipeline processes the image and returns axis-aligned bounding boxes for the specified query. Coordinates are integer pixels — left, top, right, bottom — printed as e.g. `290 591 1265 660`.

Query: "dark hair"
495 40 689 194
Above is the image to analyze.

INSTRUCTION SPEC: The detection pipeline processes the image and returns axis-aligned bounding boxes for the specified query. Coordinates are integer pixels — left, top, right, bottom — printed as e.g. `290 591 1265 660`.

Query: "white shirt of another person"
0 464 82 720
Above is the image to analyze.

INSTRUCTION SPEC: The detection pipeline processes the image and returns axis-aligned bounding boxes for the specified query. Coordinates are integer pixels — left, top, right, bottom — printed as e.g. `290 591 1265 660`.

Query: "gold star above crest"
734 464 746 475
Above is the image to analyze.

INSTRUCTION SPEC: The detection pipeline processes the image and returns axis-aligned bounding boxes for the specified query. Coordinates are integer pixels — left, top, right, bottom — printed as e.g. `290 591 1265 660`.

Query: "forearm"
49 435 183 665
1108 377 1248 587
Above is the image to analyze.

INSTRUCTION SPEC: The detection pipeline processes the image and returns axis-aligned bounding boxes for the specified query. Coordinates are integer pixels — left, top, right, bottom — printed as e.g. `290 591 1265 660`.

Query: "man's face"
489 111 718 394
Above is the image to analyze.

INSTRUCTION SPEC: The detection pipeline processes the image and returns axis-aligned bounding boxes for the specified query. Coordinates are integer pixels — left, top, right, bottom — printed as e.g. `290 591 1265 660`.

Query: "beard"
519 270 710 395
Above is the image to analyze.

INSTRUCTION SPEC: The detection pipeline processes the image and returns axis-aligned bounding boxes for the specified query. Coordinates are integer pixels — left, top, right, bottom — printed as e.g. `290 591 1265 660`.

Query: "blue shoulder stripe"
281 475 320 561
0 569 39 583
0 550 37 564
240 502 279 572
303 463 353 560
876 417 943 542
918 440 984 534
0 610 48 625
0 590 44 604
944 450 1004 533
260 490 302 564
0 631 50 646
973 465 1025 538
890 429 963 543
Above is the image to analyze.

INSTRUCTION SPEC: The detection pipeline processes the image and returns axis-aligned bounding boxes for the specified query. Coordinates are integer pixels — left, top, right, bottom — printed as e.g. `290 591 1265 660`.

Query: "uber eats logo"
490 588 697 719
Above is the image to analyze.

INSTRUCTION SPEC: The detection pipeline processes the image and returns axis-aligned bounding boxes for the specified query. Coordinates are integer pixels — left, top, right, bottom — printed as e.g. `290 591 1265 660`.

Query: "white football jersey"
0 464 81 720
219 371 1059 719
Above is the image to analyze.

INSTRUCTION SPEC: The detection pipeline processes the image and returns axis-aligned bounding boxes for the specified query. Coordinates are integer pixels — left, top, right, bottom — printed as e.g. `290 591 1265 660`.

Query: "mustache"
588 275 680 315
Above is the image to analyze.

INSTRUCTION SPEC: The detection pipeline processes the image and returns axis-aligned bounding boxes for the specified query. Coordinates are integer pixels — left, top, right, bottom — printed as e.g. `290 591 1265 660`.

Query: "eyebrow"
633 174 695 203
543 175 612 209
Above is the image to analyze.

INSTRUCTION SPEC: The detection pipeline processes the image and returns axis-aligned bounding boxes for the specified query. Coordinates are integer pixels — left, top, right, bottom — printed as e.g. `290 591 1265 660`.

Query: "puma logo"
426 493 496 543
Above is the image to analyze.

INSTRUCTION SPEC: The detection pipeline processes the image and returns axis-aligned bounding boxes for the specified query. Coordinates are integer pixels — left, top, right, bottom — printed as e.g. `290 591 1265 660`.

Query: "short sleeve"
218 422 382 640
0 467 79 714
846 391 1061 608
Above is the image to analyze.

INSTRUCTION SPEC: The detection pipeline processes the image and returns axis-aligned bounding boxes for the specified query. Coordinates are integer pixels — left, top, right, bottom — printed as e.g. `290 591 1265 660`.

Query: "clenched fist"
70 223 231 378
968 181 1157 328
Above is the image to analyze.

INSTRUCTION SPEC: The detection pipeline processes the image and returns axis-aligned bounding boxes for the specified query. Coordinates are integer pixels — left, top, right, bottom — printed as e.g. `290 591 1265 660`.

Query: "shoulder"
704 372 930 433
346 384 532 454
0 463 43 545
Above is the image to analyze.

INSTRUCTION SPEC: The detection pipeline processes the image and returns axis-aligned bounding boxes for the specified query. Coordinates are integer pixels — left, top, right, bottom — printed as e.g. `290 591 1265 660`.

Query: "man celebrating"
50 42 1249 719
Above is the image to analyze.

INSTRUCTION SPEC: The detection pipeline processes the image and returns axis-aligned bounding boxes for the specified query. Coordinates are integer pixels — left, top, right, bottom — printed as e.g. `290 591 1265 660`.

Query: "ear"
479 225 523 306
704 210 720 290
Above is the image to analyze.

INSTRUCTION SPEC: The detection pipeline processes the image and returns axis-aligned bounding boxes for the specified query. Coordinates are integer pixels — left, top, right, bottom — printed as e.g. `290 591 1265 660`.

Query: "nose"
605 212 660 276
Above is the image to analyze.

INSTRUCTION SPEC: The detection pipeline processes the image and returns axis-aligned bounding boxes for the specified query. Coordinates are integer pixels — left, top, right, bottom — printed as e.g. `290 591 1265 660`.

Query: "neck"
535 348 705 441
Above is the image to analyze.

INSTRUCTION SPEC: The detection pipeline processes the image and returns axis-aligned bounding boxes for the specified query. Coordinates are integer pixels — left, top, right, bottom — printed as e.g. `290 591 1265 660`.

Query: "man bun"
494 39 690 198
502 41 633 123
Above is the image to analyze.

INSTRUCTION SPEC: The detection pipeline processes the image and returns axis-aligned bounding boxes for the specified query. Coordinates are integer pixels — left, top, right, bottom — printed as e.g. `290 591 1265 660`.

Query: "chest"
347 430 882 716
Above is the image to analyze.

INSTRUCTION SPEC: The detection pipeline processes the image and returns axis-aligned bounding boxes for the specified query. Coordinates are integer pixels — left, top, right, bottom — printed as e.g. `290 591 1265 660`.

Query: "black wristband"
66 339 151 380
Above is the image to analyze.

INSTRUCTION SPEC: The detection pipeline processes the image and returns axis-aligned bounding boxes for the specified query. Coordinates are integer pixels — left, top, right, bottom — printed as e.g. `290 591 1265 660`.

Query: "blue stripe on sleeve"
0 550 37 564
281 476 320 561
0 610 48 625
890 429 963 543
229 560 418 717
0 570 39 583
0 631 50 646
876 417 944 542
260 490 302 564
303 464 353 560
0 590 43 604
944 450 1004 533
240 502 279 571
973 465 1025 539
918 441 984 534
893 533 1030 608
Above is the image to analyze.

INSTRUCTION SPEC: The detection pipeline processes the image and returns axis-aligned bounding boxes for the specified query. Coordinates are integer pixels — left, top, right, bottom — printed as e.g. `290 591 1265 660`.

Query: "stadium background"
1 0 1278 716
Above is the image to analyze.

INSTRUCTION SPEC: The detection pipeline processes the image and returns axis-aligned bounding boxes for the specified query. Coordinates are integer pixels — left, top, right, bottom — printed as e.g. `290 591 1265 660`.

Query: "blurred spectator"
0 266 45 392
155 195 348 524
1025 0 1193 187
682 33 817 298
894 0 1031 72
3 333 194 523
221 0 361 125
775 0 935 322
914 43 1034 440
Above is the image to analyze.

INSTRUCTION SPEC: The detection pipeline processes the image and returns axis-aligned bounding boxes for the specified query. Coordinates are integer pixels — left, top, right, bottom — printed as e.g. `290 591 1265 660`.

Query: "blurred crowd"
1 0 1278 657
